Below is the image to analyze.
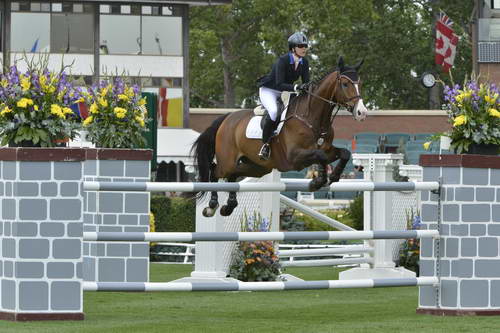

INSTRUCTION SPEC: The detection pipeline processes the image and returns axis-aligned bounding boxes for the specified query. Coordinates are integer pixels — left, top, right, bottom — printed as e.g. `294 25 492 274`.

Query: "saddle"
246 92 294 139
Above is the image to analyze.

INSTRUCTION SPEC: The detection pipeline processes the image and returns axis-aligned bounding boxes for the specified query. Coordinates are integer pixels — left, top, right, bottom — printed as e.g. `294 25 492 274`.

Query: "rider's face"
293 45 308 57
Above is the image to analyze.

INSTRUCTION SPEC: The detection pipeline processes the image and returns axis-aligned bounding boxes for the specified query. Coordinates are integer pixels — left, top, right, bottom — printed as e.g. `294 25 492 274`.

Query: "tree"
189 0 474 109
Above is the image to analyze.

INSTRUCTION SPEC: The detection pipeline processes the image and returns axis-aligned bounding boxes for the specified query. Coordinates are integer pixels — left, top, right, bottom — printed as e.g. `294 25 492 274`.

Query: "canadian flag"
435 12 458 73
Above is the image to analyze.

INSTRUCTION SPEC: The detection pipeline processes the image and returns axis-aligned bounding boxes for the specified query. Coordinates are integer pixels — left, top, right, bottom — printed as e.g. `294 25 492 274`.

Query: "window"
11 12 50 52
100 4 141 55
100 3 183 56
11 2 94 54
51 4 94 53
142 16 182 56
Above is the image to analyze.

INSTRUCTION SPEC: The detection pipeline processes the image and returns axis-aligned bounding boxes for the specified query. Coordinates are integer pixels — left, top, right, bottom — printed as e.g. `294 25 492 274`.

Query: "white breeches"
259 87 281 121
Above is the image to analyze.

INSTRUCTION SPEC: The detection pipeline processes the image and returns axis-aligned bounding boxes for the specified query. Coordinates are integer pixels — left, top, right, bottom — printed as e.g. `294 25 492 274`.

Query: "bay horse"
192 56 368 217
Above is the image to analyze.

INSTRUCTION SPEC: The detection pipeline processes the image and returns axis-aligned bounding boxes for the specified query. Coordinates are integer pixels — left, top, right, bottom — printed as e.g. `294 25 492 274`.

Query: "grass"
1 264 500 332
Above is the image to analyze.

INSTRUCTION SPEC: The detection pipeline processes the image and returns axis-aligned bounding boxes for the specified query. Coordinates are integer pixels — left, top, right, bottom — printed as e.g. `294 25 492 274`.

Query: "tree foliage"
189 0 474 109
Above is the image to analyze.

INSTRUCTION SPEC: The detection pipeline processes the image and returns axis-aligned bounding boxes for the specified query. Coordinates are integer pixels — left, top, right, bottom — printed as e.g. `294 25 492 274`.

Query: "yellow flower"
423 141 431 150
118 94 129 102
453 114 467 127
90 102 99 114
0 106 12 116
17 98 33 108
63 107 73 114
125 87 134 98
138 97 147 106
135 115 145 127
485 94 498 104
83 116 93 126
98 97 108 108
488 108 500 118
51 104 62 114
114 107 127 119
454 93 464 104
50 104 66 119
74 97 85 104
34 105 39 111
0 79 8 88
20 77 31 91
39 75 47 86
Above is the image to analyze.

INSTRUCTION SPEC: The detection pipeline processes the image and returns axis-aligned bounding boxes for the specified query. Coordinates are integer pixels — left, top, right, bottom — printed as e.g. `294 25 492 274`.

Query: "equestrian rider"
256 32 311 160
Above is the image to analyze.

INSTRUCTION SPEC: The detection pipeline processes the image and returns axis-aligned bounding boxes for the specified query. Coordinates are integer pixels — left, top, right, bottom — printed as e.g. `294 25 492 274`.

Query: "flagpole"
429 0 441 110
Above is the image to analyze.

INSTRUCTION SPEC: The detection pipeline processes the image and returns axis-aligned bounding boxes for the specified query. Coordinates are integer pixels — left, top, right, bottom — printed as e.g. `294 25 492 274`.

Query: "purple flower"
412 216 422 230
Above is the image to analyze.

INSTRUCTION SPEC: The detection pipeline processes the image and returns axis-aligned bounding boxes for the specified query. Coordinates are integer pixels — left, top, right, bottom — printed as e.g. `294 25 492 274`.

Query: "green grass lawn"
1 264 500 333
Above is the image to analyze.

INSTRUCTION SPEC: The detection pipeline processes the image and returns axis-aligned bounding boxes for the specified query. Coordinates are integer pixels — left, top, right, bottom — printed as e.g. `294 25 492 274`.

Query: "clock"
421 72 436 88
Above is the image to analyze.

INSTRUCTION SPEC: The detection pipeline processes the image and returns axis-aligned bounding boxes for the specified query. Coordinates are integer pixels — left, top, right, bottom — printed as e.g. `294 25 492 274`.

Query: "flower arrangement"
0 65 82 147
435 77 500 153
229 212 281 282
398 208 422 274
82 78 149 148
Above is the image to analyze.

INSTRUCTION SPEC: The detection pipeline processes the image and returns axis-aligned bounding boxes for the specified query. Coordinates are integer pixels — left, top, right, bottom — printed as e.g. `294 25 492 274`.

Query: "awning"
157 128 199 166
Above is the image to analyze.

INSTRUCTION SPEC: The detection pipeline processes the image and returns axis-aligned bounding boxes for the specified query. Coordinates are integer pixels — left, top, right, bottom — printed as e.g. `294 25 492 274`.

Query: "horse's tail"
191 113 230 184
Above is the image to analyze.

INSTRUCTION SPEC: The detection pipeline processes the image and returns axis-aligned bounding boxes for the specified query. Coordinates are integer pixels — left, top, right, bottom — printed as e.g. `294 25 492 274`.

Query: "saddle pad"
245 110 287 139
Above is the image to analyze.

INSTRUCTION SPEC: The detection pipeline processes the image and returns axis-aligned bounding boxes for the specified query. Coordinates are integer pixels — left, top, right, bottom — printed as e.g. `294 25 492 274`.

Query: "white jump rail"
83 181 439 193
83 230 439 242
83 277 439 292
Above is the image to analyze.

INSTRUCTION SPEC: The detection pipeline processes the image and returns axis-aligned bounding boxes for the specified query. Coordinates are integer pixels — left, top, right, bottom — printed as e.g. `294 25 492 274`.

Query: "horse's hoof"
329 174 341 184
209 200 219 209
309 177 327 191
220 205 234 216
203 207 216 217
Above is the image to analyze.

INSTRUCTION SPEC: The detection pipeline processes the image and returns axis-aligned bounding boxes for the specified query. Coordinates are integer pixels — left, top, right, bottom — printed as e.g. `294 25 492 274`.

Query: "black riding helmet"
288 32 308 50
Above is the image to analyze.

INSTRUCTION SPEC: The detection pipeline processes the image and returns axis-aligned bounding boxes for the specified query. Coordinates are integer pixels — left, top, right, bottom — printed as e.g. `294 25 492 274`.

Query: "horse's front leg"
325 146 351 184
220 176 238 217
289 149 329 191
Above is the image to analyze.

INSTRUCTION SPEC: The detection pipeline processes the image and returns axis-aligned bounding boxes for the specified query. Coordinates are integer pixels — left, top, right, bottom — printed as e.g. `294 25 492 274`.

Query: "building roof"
79 0 231 5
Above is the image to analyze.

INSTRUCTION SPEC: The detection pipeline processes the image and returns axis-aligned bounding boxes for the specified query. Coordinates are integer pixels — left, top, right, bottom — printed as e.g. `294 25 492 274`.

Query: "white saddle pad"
245 109 287 139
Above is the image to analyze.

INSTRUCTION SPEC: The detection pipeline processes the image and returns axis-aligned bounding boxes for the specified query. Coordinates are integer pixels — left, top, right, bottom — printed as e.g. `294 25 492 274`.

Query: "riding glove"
294 83 310 94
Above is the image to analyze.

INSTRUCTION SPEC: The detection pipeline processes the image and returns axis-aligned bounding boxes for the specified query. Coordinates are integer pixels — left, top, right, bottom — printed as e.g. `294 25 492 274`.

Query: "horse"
191 56 368 217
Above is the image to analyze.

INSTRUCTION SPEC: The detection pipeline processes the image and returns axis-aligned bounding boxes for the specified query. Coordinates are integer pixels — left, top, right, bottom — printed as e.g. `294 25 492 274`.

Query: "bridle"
286 69 362 147
306 70 361 113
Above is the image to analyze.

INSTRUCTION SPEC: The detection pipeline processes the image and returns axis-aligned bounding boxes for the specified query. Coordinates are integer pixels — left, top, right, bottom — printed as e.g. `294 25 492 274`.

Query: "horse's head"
333 56 368 121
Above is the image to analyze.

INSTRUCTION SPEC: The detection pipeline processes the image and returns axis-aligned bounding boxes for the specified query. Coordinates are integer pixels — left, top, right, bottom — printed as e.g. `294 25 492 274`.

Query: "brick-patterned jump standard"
417 154 500 316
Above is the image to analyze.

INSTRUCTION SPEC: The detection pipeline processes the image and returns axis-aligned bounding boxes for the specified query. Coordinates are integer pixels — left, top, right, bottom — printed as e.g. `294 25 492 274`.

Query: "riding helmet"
288 32 308 49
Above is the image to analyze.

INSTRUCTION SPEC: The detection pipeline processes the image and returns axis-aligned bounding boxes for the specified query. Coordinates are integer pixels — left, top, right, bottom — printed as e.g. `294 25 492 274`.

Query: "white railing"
151 242 195 264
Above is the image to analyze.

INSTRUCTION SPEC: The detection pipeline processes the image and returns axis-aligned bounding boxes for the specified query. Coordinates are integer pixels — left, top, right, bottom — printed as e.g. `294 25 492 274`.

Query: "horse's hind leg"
202 163 220 217
220 176 238 217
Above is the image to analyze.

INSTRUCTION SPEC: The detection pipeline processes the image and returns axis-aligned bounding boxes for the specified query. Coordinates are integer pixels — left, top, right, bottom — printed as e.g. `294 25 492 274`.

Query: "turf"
1 264 499 332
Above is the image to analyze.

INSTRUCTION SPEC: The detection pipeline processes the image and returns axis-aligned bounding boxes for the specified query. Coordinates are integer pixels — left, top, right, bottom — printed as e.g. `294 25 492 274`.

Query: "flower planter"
463 143 499 155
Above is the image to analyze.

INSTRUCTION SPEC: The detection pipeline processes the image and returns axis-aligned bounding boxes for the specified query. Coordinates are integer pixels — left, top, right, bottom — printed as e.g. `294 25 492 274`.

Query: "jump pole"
83 277 439 292
83 230 439 242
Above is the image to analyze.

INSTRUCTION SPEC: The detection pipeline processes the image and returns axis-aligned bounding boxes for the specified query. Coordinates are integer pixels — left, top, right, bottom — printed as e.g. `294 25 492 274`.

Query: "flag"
435 11 458 73
70 102 89 119
30 38 39 53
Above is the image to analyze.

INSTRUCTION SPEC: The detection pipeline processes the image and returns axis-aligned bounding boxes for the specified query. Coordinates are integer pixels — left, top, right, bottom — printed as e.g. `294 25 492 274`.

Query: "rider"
256 32 311 160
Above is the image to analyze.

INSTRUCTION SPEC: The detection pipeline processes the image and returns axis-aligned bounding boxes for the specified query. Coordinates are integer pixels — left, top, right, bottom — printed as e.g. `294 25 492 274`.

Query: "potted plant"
82 78 149 148
435 77 500 154
229 212 281 282
0 65 83 147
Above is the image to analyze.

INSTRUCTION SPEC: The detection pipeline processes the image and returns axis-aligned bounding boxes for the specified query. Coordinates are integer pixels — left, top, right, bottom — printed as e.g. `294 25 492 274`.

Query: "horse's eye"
342 82 348 89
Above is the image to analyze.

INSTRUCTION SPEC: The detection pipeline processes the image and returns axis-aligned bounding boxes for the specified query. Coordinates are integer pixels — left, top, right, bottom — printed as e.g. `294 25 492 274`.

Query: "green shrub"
150 195 171 232
166 197 196 232
348 195 364 230
150 195 195 232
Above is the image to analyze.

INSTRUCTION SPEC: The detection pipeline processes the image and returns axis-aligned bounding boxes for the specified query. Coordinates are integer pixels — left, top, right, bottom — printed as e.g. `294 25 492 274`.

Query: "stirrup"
258 143 271 160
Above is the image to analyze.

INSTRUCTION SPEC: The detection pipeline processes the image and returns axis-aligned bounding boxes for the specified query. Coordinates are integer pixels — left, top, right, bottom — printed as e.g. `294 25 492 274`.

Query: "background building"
475 0 500 81
0 0 230 129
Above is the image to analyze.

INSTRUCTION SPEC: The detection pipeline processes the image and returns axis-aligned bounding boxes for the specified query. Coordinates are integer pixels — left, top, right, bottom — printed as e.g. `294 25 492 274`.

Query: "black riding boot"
258 117 278 160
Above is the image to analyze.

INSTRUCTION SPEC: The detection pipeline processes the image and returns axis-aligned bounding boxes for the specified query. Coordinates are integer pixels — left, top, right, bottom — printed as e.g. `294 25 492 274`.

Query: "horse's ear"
355 58 364 71
337 56 345 71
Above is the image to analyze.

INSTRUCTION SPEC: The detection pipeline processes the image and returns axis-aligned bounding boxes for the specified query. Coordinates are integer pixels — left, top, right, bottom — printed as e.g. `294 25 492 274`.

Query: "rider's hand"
294 83 309 94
